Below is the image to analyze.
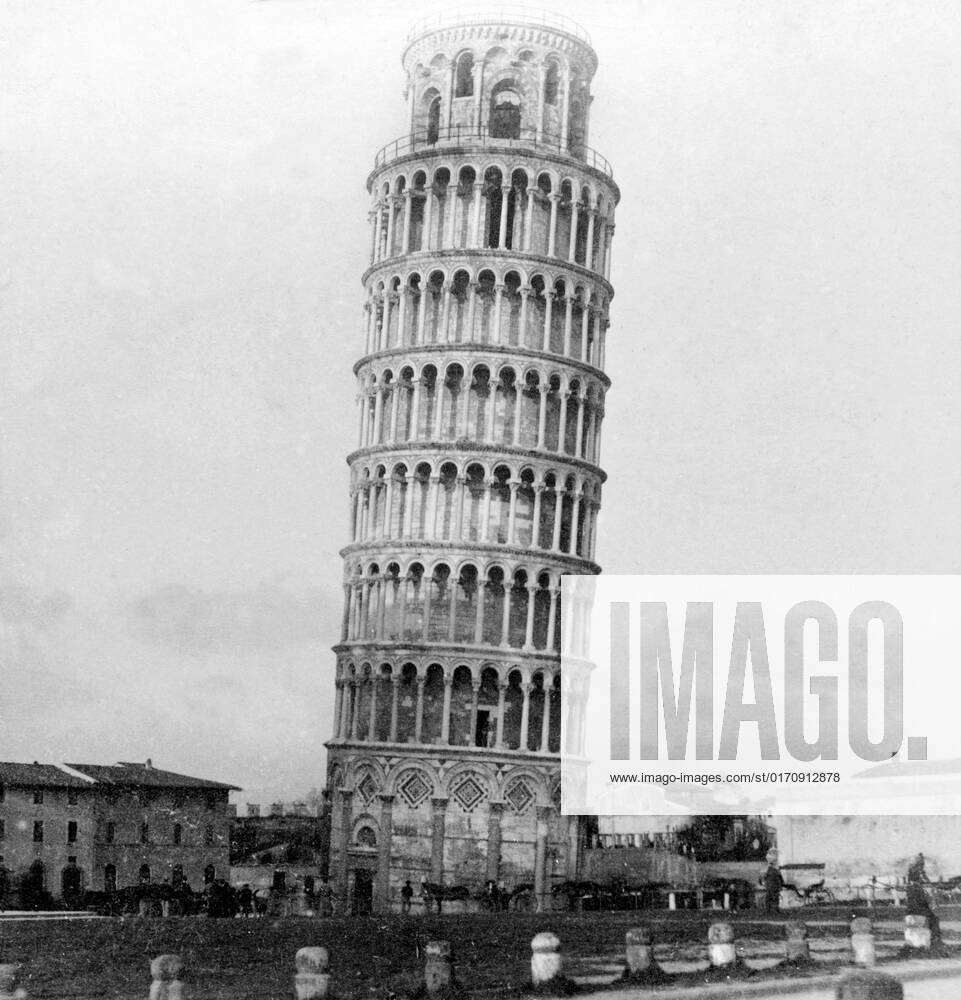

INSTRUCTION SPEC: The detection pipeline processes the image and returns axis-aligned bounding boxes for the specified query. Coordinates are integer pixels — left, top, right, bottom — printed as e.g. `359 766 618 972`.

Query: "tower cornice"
362 247 615 300
352 342 612 387
338 538 600 575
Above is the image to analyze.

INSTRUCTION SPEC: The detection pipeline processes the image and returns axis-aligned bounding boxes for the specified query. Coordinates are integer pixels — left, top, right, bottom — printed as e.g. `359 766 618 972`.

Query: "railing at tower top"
373 125 614 178
406 8 592 46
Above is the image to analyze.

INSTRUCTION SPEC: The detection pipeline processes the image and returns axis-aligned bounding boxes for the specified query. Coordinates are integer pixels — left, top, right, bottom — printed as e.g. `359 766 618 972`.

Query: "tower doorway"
489 84 521 139
475 709 491 747
351 868 373 915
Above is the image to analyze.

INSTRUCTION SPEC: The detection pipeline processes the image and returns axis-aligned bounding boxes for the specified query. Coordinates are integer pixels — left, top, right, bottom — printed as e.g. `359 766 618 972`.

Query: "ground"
1 907 960 1000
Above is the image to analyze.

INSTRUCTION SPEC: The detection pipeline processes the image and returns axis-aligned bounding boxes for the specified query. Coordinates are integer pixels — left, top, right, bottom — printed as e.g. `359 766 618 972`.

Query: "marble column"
430 797 448 883
487 802 504 881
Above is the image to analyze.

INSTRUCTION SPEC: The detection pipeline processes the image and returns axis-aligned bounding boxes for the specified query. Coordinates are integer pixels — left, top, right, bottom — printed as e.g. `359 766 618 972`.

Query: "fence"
372 126 614 178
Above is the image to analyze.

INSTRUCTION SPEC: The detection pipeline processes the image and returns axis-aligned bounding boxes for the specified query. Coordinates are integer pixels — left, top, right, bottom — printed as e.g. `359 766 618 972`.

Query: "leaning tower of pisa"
325 10 619 915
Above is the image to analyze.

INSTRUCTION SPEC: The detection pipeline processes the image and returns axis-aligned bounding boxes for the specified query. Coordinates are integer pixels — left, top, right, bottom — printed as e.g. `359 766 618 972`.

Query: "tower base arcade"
327 744 581 914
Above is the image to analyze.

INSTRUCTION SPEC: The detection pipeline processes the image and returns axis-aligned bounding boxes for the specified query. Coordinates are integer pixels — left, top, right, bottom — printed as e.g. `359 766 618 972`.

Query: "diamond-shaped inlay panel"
357 772 378 806
550 780 562 807
397 770 431 809
451 774 486 813
505 778 534 814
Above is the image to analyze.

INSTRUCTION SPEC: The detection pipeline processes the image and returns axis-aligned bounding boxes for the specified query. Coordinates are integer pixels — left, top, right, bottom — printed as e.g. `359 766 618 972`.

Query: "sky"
1 0 959 805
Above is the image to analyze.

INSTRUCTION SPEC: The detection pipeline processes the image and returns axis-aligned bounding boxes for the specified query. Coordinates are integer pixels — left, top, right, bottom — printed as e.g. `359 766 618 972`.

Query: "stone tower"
325 10 618 915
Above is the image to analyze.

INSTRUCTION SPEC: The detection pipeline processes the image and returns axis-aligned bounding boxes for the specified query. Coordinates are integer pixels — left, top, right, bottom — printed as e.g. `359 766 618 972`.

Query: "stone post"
707 922 736 968
624 927 654 975
0 964 27 1000
530 932 561 986
904 913 931 950
148 955 185 1000
835 969 903 999
294 948 330 1000
784 921 810 961
850 917 876 967
424 941 452 995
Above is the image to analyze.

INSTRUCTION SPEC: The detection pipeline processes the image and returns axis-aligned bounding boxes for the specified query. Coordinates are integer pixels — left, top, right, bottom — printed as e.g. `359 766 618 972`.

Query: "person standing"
400 879 413 915
317 876 333 917
906 852 941 945
763 862 784 913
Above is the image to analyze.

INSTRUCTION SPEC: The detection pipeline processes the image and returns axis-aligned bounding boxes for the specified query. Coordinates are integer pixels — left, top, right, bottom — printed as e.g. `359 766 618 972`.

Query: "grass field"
1 907 957 1000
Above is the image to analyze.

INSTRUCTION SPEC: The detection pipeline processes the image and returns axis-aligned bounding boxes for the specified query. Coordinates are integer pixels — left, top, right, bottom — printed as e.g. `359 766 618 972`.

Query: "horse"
551 880 602 911
508 883 536 911
476 880 509 911
421 881 471 913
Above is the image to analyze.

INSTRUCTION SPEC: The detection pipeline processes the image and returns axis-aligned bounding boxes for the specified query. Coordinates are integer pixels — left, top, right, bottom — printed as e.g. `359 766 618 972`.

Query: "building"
0 760 238 906
325 10 619 914
230 802 330 876
0 763 95 908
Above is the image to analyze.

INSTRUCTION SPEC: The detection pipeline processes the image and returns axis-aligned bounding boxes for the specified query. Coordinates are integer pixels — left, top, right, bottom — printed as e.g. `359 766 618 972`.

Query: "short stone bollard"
784 921 810 962
149 955 185 1000
295 948 330 1000
835 969 903 999
530 932 562 986
0 963 28 1000
624 927 654 975
424 941 452 995
707 922 736 967
850 918 876 967
903 914 931 950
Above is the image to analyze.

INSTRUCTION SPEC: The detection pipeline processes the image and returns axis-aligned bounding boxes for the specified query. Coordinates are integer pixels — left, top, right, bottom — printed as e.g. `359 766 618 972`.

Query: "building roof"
66 761 240 790
855 757 961 779
0 762 92 788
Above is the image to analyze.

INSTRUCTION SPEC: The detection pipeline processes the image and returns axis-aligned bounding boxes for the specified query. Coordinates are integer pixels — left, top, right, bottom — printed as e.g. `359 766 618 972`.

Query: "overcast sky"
2 0 959 804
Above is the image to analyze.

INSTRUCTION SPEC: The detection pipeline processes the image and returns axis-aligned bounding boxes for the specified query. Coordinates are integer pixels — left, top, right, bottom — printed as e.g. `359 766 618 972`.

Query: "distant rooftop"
0 762 91 788
406 8 592 47
66 760 240 791
855 757 961 779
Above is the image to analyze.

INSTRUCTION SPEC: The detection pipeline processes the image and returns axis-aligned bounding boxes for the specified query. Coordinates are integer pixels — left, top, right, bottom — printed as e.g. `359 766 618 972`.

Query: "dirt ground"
2 905 959 1000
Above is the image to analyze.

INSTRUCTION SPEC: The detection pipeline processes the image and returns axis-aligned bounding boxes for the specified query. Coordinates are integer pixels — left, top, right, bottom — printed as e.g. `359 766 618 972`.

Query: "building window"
140 823 149 844
33 789 44 805
356 826 377 847
33 821 44 843
67 789 78 806
138 863 150 884
172 864 184 888
173 823 182 845
203 825 214 846
489 84 521 140
0 819 5 840
67 821 78 844
104 864 117 892
454 52 474 98
105 821 116 844
0 783 5 802
544 62 559 106
204 864 215 884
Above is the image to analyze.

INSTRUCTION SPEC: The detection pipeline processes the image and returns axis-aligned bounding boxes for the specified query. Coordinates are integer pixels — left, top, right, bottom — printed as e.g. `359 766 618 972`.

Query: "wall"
90 788 231 892
0 785 96 901
775 814 961 882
